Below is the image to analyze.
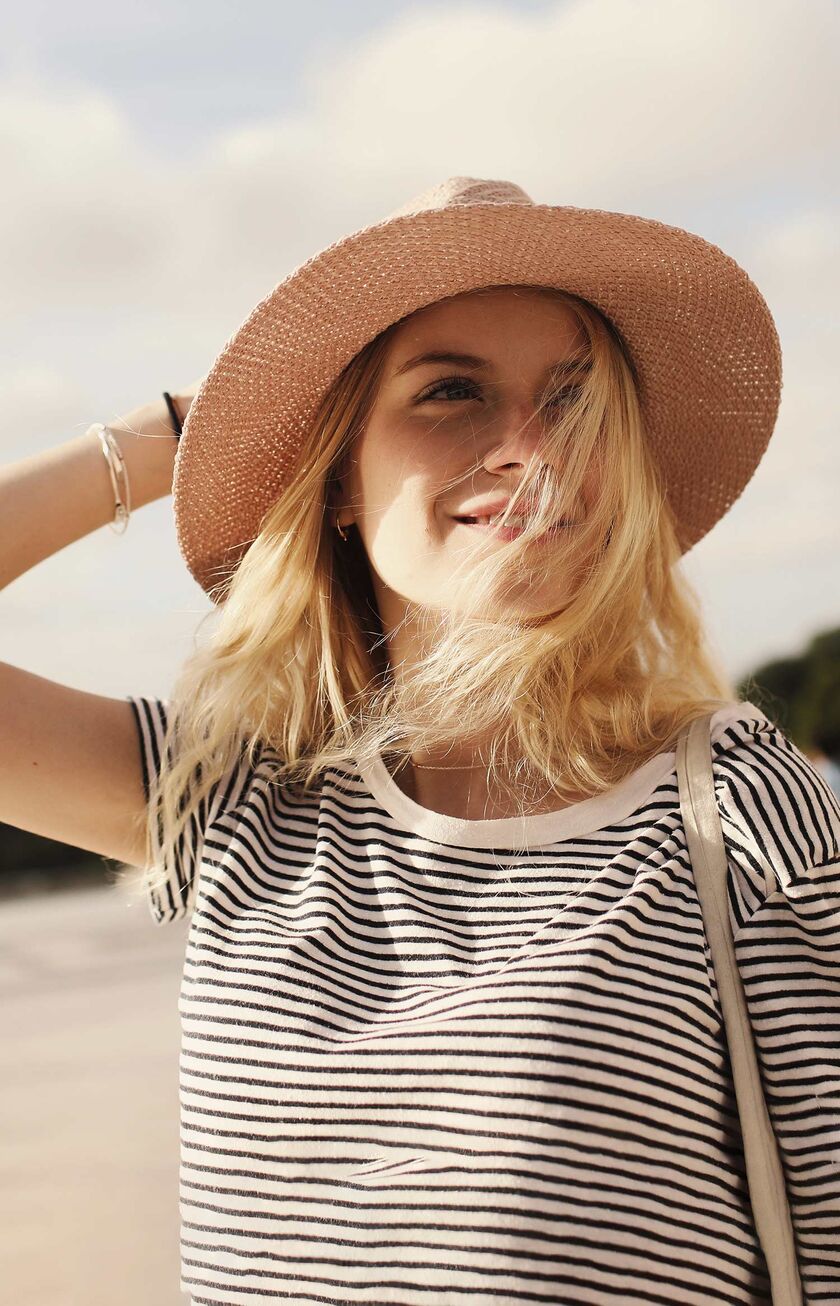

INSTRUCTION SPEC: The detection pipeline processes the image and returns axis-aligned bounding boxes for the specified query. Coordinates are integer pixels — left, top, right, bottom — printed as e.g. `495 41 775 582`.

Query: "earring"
336 518 349 541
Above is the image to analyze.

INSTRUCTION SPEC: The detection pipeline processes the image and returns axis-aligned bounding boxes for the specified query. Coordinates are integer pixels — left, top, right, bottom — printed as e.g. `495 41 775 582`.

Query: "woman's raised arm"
0 382 201 866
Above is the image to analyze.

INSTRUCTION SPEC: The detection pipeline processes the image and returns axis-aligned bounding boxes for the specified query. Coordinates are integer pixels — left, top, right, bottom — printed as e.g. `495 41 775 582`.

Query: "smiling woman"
127 219 755 857
101 178 839 1306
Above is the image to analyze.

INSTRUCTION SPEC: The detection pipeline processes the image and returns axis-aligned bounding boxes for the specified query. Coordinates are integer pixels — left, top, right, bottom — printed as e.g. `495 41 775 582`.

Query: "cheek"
359 428 446 520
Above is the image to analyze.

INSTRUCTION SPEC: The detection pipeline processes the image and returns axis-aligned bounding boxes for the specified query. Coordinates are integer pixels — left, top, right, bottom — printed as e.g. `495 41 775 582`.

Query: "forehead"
386 285 587 366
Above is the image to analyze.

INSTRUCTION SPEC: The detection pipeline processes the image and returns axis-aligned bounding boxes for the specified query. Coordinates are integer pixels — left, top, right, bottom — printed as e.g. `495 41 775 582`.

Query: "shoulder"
703 700 840 919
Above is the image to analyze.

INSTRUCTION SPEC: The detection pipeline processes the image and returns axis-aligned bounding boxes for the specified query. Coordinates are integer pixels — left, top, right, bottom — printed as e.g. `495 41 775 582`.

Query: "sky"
1 0 838 701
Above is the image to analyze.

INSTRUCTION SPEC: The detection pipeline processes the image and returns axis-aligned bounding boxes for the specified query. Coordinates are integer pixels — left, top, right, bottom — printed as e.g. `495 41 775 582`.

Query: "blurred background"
1 0 838 1302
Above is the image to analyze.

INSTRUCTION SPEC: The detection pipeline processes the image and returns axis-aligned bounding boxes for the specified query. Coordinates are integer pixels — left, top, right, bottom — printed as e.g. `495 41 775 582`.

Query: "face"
332 285 601 647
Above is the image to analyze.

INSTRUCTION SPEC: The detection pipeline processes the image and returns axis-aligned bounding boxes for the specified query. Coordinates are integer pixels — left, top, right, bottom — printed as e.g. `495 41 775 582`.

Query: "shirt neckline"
354 701 764 849
356 745 680 849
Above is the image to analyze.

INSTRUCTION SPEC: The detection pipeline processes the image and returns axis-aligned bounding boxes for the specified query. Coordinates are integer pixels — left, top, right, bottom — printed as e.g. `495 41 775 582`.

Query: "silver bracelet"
92 423 131 534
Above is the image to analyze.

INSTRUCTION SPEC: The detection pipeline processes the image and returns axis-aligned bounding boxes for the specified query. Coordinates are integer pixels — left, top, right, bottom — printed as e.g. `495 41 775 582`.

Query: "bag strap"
676 712 803 1306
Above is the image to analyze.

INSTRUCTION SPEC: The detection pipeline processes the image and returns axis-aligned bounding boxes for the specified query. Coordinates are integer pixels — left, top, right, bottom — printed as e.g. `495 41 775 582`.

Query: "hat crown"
384 175 535 221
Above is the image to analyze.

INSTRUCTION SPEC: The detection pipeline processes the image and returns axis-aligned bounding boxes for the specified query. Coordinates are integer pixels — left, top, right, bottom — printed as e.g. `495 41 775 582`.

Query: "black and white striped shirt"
127 695 840 1305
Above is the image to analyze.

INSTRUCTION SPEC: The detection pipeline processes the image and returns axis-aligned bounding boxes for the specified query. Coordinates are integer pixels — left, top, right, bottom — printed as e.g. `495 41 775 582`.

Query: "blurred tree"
0 819 108 898
0 821 99 874
737 624 840 758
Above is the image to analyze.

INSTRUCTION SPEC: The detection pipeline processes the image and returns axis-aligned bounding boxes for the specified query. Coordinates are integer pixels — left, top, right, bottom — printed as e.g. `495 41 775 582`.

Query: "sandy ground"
0 880 191 1305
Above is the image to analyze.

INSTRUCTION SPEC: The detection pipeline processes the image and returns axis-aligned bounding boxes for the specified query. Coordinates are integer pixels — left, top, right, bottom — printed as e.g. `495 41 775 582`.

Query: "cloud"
294 0 839 202
2 0 838 316
0 78 171 313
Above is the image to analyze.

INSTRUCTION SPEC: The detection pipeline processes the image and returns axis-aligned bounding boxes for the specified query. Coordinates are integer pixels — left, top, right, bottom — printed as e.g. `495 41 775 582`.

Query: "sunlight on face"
337 285 601 635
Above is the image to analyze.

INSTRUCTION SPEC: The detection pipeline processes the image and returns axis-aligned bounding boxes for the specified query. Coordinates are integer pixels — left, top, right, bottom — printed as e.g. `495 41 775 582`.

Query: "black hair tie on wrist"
163 390 183 439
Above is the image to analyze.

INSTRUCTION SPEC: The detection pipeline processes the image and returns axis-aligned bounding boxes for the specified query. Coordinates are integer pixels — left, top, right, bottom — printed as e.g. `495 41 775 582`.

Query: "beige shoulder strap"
676 712 803 1305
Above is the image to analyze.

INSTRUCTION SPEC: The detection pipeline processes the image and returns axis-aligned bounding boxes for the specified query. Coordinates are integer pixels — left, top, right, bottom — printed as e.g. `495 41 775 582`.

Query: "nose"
478 403 546 474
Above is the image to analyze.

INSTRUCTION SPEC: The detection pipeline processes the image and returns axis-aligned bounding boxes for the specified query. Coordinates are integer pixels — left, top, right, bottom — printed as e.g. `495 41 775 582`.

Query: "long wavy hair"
119 284 735 904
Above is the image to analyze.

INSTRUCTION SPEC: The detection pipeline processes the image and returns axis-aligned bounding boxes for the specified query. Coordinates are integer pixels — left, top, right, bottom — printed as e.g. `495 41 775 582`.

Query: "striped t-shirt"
127 695 840 1306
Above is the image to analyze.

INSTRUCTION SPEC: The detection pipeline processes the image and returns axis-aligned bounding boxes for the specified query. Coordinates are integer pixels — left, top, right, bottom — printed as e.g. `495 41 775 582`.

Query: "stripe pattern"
127 696 840 1305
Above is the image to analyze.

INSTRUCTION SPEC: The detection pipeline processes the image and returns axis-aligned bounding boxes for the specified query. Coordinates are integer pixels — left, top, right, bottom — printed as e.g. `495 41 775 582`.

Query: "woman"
3 177 838 1304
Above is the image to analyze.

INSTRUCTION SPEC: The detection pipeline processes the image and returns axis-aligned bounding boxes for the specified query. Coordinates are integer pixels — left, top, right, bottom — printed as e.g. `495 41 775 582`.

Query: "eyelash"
416 375 579 406
417 375 479 403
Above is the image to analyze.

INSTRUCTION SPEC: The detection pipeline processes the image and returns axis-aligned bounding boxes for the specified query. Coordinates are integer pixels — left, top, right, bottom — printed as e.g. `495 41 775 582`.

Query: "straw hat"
174 176 782 601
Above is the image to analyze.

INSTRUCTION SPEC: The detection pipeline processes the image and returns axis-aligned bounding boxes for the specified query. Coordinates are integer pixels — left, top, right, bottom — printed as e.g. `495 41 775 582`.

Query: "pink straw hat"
174 176 782 602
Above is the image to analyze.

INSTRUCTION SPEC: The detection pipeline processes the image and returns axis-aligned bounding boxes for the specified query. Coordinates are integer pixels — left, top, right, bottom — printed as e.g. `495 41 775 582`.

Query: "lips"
453 497 539 522
457 520 530 541
453 518 575 542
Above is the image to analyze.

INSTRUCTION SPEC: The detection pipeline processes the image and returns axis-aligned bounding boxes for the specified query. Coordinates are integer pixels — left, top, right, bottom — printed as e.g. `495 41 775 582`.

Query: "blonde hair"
119 284 735 904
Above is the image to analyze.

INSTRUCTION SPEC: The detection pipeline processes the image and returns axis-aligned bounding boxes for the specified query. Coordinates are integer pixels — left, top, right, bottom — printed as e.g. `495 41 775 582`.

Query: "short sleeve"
127 695 256 926
710 701 840 928
710 702 840 1297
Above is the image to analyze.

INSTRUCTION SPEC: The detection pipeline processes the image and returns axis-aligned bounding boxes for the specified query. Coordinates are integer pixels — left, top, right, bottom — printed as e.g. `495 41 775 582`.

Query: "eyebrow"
393 350 592 379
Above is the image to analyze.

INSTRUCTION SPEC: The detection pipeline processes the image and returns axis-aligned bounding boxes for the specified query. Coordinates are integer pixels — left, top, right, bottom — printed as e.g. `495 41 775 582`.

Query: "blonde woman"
3 178 838 1305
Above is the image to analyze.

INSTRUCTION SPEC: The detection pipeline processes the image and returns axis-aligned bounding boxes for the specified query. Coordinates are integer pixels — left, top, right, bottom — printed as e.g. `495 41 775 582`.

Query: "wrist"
90 410 177 510
106 396 180 445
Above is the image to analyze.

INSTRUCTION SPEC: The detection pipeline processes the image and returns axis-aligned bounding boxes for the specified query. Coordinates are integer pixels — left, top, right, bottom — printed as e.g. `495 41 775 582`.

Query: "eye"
544 385 583 408
416 376 583 407
416 375 480 403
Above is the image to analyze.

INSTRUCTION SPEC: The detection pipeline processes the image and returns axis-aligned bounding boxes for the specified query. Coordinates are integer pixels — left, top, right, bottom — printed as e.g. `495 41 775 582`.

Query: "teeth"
459 514 529 526
464 515 566 529
460 512 559 528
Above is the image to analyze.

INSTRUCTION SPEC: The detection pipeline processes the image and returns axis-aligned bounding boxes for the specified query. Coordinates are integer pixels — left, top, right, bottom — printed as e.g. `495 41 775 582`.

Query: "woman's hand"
108 376 207 444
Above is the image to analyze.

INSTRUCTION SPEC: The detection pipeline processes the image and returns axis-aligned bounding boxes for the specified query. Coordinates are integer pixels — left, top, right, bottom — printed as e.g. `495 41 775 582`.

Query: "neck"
385 753 584 822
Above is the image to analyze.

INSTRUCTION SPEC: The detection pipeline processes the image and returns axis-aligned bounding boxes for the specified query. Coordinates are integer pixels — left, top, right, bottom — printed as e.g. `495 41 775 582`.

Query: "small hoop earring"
336 519 349 541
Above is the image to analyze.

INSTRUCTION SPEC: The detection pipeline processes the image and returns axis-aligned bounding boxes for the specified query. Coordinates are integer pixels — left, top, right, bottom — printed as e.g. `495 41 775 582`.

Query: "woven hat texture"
174 176 782 601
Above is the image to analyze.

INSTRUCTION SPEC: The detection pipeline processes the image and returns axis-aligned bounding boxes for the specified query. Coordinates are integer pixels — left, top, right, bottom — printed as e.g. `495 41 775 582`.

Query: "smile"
453 517 576 542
